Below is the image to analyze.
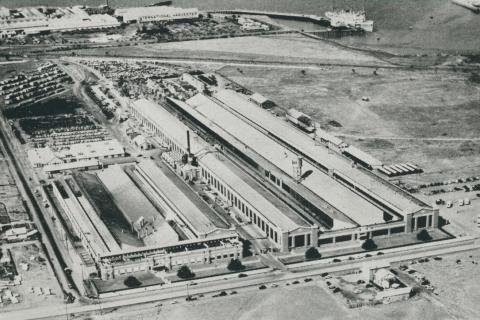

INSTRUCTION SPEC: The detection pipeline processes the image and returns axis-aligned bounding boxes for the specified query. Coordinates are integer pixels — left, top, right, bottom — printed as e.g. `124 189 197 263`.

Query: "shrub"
305 247 321 260
177 265 195 279
417 229 432 241
227 259 245 271
124 276 142 288
361 239 377 251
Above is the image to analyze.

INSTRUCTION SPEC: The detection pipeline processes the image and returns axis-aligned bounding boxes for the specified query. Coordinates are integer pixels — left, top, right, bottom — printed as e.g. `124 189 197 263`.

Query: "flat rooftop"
136 160 230 237
213 89 429 216
96 164 162 227
131 99 314 232
184 93 386 226
57 178 121 254
132 99 203 154
201 152 312 232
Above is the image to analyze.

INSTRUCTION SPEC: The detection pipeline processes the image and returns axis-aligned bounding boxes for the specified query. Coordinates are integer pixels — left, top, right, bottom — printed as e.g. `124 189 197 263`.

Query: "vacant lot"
218 64 480 184
144 34 385 65
72 33 387 67
393 249 480 320
71 277 451 320
1 242 64 312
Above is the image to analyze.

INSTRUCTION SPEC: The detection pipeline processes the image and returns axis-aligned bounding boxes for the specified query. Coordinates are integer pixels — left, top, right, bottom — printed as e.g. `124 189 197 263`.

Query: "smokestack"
186 130 191 156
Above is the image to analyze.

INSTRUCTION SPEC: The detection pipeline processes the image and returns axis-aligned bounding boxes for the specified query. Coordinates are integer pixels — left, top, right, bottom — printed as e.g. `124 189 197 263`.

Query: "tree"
227 259 245 271
177 265 195 279
305 247 321 260
124 276 142 288
361 239 377 251
417 229 432 241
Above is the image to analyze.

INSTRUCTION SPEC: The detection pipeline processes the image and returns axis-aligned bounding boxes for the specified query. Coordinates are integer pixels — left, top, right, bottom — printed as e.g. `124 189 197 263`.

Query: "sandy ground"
217 64 480 184
143 34 383 65
1 242 64 312
67 277 453 320
393 249 480 320
73 34 388 67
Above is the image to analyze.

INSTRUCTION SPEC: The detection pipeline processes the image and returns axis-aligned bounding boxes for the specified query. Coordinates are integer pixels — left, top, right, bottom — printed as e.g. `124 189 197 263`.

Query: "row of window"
201 167 280 245
139 117 183 154
318 225 406 245
266 170 334 228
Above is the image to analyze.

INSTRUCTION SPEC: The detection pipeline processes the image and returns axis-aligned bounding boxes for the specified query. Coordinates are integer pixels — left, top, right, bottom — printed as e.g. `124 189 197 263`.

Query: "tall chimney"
186 130 191 156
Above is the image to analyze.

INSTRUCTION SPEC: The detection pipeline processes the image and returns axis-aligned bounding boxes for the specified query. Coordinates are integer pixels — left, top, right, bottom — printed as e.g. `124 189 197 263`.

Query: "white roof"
28 140 124 166
288 108 310 120
213 90 426 215
200 152 311 232
132 99 203 154
97 164 162 227
27 147 61 166
115 6 198 19
5 227 27 236
343 145 383 167
136 160 229 236
132 134 147 145
0 7 9 18
59 139 124 161
250 92 269 104
315 128 344 146
186 93 385 226
43 159 100 173
132 99 311 232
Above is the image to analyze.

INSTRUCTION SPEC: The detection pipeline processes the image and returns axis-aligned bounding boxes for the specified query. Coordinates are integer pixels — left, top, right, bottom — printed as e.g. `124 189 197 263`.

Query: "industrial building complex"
2 1 479 318
29 64 439 284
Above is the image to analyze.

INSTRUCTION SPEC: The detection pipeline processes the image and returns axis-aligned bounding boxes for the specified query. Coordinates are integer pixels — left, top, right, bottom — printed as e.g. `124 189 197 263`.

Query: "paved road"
337 133 480 142
0 117 76 296
3 235 478 320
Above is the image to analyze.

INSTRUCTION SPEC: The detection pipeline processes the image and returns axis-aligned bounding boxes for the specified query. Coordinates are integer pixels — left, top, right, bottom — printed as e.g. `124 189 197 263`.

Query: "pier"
208 9 331 26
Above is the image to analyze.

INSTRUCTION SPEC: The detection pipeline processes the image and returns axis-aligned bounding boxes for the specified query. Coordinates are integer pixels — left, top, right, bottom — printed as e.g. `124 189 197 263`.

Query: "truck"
446 201 453 208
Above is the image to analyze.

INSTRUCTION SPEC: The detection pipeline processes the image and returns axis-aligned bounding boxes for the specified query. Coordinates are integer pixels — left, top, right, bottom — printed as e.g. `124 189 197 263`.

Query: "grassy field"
217 64 480 185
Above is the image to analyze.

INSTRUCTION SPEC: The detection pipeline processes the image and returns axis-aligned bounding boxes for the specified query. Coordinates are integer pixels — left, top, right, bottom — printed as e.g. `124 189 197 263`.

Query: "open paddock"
217 64 480 184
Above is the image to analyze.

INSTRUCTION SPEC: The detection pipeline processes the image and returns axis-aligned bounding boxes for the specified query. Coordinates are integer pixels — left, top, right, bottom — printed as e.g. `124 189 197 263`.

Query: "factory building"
99 234 242 280
114 6 199 23
51 166 242 280
0 6 120 34
96 165 178 244
166 91 438 246
248 92 274 108
129 99 318 252
27 139 125 168
134 160 232 239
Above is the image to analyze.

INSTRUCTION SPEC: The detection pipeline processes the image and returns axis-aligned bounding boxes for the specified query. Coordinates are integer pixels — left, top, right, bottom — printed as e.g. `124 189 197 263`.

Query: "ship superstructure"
325 9 374 32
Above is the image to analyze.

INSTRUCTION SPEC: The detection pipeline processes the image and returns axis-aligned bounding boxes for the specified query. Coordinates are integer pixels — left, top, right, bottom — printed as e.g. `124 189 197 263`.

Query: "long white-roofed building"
129 98 318 251
166 91 438 247
114 6 199 23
